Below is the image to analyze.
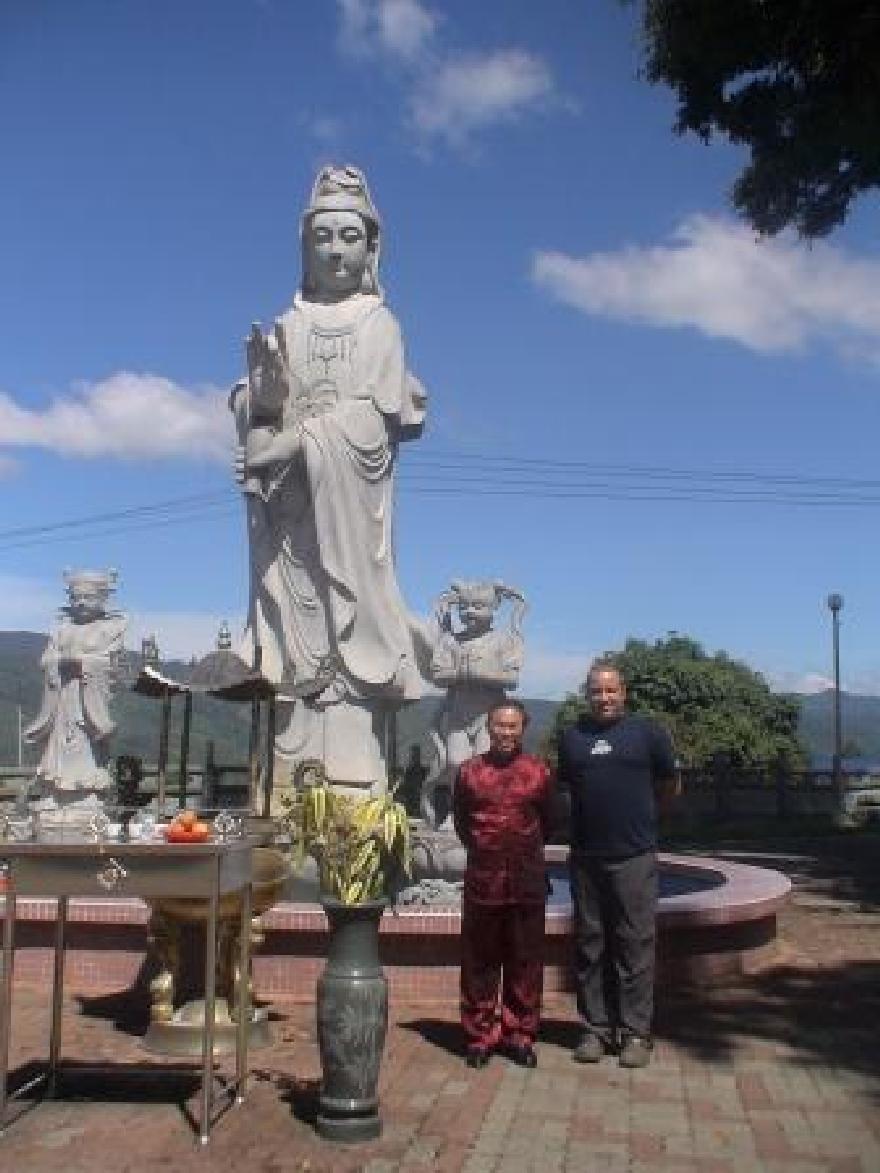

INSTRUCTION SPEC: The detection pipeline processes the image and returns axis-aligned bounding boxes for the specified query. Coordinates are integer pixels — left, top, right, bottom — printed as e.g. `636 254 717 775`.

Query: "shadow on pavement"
4 1056 200 1102
76 967 153 1036
654 958 880 1091
246 1067 319 1126
397 1017 464 1057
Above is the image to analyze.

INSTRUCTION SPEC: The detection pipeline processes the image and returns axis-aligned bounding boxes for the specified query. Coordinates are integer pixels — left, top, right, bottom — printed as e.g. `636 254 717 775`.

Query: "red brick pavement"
0 889 878 1171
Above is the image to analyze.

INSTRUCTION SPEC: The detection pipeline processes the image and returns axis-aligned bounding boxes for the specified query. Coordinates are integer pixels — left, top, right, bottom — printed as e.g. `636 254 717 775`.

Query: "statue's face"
306 210 372 298
458 599 494 633
67 587 105 622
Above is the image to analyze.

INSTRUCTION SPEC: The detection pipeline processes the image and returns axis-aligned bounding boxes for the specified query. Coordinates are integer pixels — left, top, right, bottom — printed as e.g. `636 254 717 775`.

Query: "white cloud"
335 2 555 148
337 0 436 62
767 668 880 697
768 670 834 695
337 0 371 54
0 372 232 462
377 0 436 59
410 49 554 146
532 215 880 363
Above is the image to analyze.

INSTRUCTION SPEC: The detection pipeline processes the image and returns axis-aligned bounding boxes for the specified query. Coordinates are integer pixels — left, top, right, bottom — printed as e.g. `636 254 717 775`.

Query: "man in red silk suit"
452 700 553 1069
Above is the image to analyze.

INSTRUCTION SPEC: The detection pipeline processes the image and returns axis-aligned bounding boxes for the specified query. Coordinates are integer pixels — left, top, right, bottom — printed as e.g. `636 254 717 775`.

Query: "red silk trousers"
460 900 545 1051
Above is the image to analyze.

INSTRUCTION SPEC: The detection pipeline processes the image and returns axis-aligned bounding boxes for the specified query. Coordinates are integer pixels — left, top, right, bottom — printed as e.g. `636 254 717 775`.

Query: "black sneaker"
507 1044 537 1069
466 1048 491 1069
618 1035 653 1069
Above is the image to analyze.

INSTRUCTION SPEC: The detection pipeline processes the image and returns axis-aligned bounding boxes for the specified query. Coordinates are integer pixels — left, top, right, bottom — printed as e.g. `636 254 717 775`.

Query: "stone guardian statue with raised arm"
231 165 426 790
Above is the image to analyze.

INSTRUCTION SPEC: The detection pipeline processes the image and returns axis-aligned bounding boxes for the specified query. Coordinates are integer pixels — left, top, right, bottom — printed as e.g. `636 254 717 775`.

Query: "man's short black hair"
486 698 529 727
585 660 625 687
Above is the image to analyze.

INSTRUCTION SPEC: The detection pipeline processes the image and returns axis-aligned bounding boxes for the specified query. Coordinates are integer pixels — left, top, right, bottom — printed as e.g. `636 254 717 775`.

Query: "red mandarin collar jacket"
452 751 553 905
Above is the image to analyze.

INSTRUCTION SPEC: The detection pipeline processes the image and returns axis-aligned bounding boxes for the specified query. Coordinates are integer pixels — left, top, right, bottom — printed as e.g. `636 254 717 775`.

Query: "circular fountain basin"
257 848 792 999
2 850 791 1004
544 848 791 985
546 855 727 907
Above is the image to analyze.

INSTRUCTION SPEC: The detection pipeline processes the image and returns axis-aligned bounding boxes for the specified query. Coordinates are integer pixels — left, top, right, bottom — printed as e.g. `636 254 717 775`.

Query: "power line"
0 491 224 541
400 482 880 506
0 502 239 551
399 469 880 504
417 452 880 490
6 449 880 553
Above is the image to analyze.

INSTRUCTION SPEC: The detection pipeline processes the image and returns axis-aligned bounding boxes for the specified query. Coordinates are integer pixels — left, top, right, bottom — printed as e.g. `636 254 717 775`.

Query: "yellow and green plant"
281 779 411 905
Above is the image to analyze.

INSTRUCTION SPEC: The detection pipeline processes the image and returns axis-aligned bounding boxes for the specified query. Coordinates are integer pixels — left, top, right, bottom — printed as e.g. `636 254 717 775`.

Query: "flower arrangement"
281 773 411 905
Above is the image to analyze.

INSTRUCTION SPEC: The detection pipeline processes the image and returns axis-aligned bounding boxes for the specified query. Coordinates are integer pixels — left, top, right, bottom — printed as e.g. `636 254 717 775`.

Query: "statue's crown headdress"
305 164 380 229
451 580 498 608
63 568 118 599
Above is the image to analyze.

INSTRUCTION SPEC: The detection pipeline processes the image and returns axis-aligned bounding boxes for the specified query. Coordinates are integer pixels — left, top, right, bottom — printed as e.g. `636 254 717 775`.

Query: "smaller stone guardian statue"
419 580 526 827
25 570 127 814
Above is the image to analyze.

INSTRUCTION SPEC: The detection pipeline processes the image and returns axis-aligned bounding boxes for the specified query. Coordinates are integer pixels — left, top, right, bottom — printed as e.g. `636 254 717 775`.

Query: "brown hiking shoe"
618 1035 652 1068
573 1032 605 1064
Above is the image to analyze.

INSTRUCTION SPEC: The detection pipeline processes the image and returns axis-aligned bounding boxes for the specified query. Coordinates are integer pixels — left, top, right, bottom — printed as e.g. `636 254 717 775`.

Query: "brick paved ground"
2 838 879 1172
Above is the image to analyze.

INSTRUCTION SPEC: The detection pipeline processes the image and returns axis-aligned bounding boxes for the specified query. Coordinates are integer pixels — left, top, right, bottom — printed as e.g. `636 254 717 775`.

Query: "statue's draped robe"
242 292 425 782
25 615 126 791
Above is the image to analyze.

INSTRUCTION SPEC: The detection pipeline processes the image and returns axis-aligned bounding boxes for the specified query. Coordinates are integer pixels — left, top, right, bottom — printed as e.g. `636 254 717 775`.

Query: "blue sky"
2 0 879 698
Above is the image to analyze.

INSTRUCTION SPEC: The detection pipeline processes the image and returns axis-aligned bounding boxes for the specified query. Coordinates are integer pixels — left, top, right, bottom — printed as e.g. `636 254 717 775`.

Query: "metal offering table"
0 838 253 1145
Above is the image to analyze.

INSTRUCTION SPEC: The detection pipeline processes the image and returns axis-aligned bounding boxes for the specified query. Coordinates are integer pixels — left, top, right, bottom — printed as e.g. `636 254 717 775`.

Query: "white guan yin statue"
231 165 426 790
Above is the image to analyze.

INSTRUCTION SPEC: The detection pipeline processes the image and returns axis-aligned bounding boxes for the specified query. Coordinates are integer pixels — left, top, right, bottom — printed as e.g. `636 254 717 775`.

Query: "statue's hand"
244 426 284 471
246 322 290 415
234 436 270 496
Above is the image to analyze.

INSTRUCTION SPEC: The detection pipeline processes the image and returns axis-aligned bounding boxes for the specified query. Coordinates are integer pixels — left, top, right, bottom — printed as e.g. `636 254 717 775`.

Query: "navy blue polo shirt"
558 713 676 858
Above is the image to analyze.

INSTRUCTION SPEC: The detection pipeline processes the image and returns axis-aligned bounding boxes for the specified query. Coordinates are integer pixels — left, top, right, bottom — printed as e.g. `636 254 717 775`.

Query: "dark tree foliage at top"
544 634 806 769
636 0 880 237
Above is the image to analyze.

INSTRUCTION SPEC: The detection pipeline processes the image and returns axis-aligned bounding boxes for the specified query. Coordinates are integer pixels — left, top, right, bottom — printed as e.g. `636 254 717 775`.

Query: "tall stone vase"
316 898 389 1142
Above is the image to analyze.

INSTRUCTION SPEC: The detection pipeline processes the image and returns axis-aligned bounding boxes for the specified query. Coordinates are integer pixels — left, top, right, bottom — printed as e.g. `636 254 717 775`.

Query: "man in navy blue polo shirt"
557 661 678 1068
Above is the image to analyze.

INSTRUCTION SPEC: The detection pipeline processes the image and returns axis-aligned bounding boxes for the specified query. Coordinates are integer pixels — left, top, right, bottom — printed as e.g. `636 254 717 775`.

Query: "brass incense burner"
132 651 296 1057
143 843 288 1056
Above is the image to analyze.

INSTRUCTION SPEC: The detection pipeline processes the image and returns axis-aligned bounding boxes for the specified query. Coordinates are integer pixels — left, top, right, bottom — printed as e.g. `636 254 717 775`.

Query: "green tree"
545 634 805 768
632 0 880 237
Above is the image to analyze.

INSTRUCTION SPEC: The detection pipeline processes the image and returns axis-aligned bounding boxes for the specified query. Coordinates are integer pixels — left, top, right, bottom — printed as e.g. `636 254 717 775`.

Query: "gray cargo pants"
569 850 657 1040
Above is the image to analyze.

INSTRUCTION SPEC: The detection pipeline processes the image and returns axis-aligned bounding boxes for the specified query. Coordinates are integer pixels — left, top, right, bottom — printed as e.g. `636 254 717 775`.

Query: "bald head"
586 661 626 724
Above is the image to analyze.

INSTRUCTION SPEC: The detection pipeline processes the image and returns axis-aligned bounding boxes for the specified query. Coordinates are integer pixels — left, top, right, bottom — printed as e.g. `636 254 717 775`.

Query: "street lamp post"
826 593 844 810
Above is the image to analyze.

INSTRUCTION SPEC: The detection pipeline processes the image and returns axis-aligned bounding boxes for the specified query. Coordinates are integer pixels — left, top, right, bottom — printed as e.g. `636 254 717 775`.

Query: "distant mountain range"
794 689 880 762
0 631 558 770
1 630 878 767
